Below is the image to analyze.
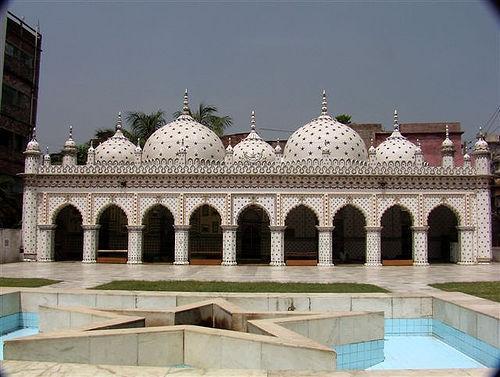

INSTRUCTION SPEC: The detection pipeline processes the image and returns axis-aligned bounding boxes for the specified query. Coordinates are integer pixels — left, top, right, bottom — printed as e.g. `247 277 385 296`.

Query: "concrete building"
21 90 492 266
0 12 41 228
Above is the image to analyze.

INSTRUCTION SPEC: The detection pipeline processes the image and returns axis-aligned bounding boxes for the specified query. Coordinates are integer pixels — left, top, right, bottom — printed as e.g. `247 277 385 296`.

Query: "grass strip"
93 280 388 293
0 277 60 287
430 281 500 302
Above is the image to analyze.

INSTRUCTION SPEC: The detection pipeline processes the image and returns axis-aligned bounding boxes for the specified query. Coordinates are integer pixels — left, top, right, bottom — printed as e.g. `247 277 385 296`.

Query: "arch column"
269 226 286 266
37 224 56 262
457 226 476 265
221 225 238 266
127 225 144 264
317 226 334 266
82 224 100 263
365 226 382 266
411 226 429 266
174 225 190 265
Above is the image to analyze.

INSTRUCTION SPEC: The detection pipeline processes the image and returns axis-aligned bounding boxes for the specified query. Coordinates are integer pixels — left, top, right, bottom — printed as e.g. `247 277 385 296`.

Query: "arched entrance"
189 205 223 262
98 205 128 262
332 205 367 264
142 205 175 263
381 205 413 261
284 205 318 262
54 205 83 261
427 206 459 263
237 205 271 264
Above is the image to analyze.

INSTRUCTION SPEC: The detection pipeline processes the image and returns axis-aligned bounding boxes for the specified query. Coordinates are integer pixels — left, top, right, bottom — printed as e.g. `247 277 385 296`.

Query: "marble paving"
1 361 494 376
0 262 499 292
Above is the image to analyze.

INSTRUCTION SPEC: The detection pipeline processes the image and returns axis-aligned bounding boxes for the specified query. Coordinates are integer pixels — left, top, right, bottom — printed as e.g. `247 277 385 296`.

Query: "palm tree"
335 114 352 124
173 103 232 136
125 110 166 145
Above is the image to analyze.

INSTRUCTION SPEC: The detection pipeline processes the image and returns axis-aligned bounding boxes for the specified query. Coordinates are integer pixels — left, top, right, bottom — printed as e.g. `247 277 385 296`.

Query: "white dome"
283 92 367 162
376 111 416 163
94 114 136 164
233 111 275 163
142 91 225 163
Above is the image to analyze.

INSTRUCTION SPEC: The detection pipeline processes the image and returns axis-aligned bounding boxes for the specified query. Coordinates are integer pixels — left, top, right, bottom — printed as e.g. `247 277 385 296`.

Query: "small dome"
25 128 40 153
283 91 367 162
142 91 225 163
442 125 454 148
95 113 136 164
64 126 77 149
233 111 275 163
473 129 489 154
376 110 416 162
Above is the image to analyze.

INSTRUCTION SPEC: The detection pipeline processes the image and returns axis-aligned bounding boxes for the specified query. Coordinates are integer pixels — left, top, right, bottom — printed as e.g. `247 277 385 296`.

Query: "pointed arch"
53 204 83 261
381 205 413 261
332 204 367 263
425 203 463 227
284 205 319 262
97 205 128 254
189 204 223 262
427 205 459 263
236 205 271 264
94 202 130 226
142 204 175 263
282 203 321 227
236 203 272 226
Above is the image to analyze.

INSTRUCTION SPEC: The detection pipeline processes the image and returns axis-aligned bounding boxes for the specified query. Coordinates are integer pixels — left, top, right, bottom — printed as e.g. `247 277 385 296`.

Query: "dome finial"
445 124 449 139
69 125 73 140
45 146 49 155
183 89 190 115
393 109 399 131
32 127 37 141
321 89 328 116
116 112 122 131
251 110 256 131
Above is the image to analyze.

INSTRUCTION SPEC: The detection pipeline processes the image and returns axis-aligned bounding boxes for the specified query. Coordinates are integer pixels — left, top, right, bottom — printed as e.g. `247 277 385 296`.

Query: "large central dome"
142 91 225 163
283 91 367 162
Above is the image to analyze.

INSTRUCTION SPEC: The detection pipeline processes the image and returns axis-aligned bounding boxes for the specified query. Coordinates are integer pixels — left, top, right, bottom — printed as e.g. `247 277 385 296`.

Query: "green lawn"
430 281 500 302
92 280 388 293
0 277 60 287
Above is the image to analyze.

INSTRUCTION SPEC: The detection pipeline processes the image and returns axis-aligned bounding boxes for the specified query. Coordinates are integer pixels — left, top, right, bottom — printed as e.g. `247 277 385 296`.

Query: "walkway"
0 262 498 292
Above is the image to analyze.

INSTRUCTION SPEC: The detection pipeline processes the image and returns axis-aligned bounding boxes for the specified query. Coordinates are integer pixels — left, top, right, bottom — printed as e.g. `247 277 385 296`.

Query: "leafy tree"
335 114 352 124
173 103 232 136
125 110 166 146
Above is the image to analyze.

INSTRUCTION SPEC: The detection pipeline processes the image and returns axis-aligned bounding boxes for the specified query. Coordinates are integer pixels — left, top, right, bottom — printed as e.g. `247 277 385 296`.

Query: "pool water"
368 335 485 370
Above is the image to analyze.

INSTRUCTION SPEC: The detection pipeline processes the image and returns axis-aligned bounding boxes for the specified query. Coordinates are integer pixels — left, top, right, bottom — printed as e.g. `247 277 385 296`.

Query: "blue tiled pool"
333 318 500 370
0 312 39 360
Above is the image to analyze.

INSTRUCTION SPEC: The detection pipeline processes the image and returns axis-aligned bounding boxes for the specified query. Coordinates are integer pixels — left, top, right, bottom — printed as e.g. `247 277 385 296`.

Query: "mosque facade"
21 91 492 266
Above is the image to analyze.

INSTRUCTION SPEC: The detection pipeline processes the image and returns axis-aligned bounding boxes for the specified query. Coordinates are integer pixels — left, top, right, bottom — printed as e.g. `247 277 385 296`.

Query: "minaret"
441 125 455 168
24 127 41 173
414 139 424 167
368 138 377 166
320 89 329 118
225 137 234 165
86 140 95 165
62 125 77 166
134 138 142 165
43 147 51 166
473 127 490 175
274 138 282 161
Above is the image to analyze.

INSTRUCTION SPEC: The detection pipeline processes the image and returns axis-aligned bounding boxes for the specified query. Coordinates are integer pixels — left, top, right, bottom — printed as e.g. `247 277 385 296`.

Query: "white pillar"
412 226 429 266
269 226 286 266
82 225 99 263
22 186 38 260
457 226 476 265
365 226 382 266
174 225 190 265
475 189 492 263
37 224 56 262
221 225 237 266
127 225 144 264
317 226 334 266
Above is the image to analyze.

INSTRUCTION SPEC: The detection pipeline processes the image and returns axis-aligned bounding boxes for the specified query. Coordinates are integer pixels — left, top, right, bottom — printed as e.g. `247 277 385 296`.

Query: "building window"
5 42 34 68
1 85 30 110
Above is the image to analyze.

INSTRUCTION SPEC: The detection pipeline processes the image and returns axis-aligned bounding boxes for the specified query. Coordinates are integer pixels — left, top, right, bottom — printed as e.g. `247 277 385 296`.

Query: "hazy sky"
6 0 499 152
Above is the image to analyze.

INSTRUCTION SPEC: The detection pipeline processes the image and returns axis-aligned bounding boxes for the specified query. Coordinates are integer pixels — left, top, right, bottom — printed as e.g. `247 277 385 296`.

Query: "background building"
0 12 41 227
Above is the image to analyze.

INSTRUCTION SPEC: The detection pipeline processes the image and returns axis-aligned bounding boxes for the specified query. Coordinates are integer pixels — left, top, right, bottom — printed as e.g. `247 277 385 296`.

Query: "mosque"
21 91 492 266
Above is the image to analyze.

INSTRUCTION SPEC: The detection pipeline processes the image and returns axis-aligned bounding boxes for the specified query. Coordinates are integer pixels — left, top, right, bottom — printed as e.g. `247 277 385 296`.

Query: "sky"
5 0 500 152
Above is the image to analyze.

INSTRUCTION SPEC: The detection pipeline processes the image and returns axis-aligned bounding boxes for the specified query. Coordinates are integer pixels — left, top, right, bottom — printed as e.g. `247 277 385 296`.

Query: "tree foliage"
335 114 352 124
173 103 232 136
